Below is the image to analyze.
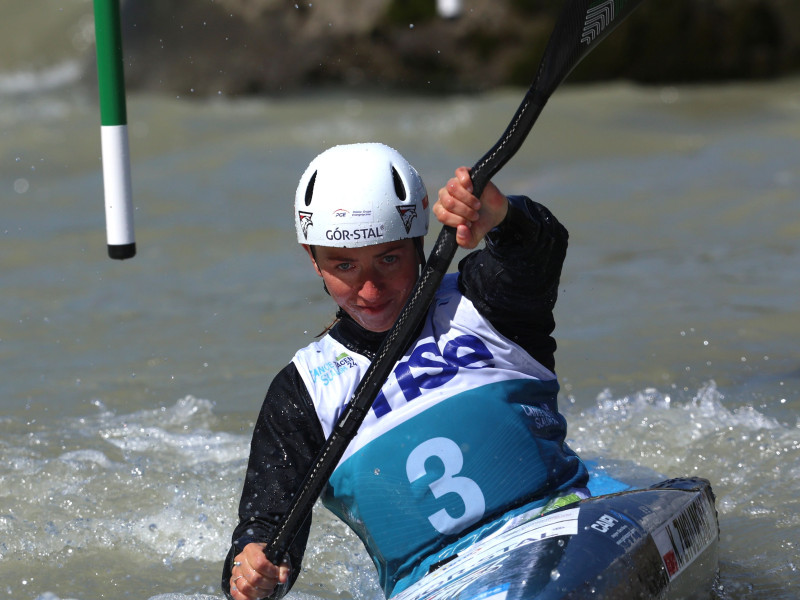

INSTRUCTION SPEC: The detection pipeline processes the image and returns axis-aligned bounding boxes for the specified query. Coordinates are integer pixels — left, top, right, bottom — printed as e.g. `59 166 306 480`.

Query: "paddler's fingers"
453 165 475 195
230 572 268 600
435 169 481 226
434 167 509 249
231 543 288 599
230 567 276 600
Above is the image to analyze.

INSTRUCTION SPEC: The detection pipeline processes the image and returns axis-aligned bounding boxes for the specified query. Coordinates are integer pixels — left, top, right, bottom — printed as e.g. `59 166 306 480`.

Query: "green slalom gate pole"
94 0 136 260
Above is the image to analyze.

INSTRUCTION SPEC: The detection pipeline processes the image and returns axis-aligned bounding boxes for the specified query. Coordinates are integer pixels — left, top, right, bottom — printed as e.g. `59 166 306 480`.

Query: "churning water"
2 6 799 598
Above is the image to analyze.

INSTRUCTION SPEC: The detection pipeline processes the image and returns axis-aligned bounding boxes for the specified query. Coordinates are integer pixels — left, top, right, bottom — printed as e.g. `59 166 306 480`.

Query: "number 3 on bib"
406 437 486 534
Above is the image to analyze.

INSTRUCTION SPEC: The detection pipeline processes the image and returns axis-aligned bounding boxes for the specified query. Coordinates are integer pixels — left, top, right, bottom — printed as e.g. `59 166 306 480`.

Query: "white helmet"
295 143 429 248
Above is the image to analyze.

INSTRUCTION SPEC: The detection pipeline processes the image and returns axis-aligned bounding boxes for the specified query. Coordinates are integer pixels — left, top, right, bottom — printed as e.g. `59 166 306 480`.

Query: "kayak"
391 476 719 600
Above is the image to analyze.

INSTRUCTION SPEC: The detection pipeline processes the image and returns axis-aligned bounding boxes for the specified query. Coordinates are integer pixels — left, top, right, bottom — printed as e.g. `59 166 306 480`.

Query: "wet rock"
105 0 800 97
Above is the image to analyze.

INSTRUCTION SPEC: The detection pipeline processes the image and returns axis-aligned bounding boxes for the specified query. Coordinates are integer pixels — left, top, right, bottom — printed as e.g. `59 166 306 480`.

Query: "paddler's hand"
229 543 290 600
434 166 509 249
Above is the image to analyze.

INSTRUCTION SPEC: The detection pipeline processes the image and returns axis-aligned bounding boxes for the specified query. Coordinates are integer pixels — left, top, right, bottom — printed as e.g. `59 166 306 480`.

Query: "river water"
2 7 800 600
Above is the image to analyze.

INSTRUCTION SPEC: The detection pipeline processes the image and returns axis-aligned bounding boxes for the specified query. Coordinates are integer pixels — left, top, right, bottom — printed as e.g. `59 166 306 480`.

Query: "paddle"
94 0 136 260
265 0 646 565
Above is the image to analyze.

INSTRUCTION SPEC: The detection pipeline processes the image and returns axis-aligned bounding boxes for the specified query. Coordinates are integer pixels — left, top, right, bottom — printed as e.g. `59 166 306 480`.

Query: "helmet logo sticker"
294 144 428 246
396 205 418 234
298 211 313 239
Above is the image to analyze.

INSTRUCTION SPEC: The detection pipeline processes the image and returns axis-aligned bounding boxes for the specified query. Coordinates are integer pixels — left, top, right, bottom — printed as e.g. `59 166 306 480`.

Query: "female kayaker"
222 142 588 600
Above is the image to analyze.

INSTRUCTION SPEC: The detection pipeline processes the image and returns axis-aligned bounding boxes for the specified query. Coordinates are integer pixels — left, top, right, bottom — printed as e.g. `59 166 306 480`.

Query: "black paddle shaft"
265 0 647 565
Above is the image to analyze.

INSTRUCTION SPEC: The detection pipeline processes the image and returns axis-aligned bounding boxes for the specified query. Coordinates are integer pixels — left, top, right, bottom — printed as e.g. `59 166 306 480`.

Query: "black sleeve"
458 195 568 372
221 363 326 599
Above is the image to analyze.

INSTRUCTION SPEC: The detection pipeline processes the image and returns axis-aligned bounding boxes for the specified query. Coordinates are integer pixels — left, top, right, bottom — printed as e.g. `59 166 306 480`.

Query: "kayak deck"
392 477 719 600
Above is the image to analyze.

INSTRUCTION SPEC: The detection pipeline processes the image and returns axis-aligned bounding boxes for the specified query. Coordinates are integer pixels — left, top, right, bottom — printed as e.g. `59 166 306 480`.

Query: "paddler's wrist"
485 195 534 249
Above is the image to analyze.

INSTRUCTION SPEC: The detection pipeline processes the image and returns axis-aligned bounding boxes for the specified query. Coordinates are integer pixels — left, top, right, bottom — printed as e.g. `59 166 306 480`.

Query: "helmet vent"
304 171 317 206
391 166 407 201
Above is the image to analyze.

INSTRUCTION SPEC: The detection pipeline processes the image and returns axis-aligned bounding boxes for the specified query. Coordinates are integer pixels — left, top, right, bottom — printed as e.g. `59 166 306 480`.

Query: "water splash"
0 396 248 564
568 380 800 597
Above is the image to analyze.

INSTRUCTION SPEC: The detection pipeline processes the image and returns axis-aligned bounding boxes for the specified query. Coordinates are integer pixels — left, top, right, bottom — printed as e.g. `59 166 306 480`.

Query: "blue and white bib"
292 274 587 597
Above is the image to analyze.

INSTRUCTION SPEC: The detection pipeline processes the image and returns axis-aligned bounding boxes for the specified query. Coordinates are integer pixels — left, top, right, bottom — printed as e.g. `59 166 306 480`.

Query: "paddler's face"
305 239 420 333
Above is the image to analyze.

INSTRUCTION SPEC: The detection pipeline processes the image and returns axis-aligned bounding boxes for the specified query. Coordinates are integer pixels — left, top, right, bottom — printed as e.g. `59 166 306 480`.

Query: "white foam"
568 380 800 521
58 449 116 468
0 396 248 563
0 61 82 95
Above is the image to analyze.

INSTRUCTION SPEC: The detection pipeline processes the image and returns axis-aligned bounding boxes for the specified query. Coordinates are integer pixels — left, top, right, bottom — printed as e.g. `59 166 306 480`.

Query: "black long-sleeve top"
221 196 568 598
